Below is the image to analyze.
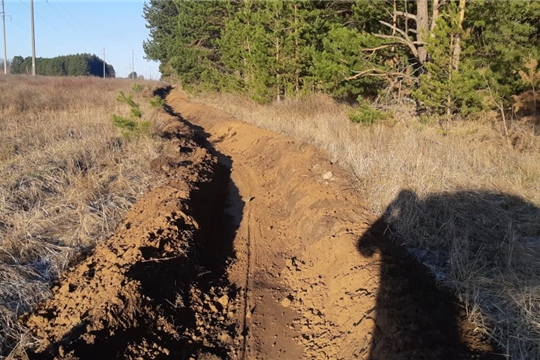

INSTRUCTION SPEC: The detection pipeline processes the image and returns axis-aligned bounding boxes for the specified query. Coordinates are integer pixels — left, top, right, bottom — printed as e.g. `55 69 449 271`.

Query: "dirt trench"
15 87 502 359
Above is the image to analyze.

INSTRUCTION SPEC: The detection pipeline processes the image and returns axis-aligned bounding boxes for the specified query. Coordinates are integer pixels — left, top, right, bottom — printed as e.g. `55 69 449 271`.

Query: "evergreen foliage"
220 1 320 102
465 0 540 98
348 102 391 125
112 89 150 138
10 54 115 77
413 3 483 116
143 0 540 116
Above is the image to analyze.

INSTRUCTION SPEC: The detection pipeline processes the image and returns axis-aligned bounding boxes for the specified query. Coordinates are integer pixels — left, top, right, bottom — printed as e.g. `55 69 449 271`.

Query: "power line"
33 4 66 37
8 18 30 33
45 0 99 49
17 0 69 38
17 0 29 10
9 1 30 32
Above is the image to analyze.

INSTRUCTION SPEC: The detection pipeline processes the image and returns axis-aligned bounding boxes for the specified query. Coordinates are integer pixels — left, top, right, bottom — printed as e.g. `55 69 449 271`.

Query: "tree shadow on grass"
357 189 540 359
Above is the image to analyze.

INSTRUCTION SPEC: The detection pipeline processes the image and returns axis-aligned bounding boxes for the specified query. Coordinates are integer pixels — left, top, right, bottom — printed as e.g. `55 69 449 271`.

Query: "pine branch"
361 44 400 53
374 35 423 59
379 20 413 41
344 68 415 81
395 10 416 21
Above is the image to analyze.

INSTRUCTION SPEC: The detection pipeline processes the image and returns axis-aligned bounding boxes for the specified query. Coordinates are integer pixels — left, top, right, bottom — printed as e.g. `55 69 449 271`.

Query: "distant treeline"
10 54 115 77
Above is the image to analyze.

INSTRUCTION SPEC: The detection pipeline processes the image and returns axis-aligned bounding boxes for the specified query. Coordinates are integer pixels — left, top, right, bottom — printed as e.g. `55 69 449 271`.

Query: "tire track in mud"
240 198 252 360
168 92 380 359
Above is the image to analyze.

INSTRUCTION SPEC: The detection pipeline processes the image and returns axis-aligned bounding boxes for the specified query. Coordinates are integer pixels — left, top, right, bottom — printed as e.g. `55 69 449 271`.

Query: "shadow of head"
381 188 540 270
358 190 420 258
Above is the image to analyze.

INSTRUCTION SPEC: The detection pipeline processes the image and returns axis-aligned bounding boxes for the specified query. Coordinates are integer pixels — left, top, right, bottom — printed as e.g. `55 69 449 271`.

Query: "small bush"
348 104 390 125
149 95 166 108
111 114 137 131
111 89 152 138
132 83 145 93
419 114 435 125
139 121 151 134
116 91 138 108
130 106 143 119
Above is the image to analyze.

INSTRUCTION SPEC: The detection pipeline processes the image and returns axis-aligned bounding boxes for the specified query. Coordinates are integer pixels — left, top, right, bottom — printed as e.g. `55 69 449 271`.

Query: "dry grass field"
0 76 165 355
197 92 540 359
2 75 539 359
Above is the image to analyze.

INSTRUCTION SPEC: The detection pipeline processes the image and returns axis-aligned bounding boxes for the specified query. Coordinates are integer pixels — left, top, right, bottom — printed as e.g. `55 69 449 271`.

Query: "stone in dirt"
321 171 334 180
217 294 229 308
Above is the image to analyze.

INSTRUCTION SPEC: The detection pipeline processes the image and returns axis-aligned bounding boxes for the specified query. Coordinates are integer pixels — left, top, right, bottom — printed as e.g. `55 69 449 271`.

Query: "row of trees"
143 0 540 117
10 54 115 78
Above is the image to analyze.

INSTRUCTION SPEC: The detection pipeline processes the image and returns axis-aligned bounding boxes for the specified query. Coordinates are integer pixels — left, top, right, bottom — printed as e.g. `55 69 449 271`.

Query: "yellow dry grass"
196 92 540 360
0 75 164 356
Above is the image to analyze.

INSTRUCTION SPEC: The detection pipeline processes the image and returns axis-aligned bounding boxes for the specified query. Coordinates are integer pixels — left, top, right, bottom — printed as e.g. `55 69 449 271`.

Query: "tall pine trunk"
451 0 467 71
416 0 429 65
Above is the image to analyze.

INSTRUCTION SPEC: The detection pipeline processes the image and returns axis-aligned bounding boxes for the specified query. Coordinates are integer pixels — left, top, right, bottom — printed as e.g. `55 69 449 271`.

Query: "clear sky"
3 0 161 79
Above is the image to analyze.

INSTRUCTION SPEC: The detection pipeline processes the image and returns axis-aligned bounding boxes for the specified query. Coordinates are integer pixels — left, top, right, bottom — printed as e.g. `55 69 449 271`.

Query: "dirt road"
16 88 501 359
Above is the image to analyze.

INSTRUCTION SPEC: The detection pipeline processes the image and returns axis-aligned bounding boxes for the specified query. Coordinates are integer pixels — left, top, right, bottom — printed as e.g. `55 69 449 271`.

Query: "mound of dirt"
15 88 502 360
16 110 241 359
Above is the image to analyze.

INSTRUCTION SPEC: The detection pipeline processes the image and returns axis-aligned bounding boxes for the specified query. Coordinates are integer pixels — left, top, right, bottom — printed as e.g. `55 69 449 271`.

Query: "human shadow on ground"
357 189 540 359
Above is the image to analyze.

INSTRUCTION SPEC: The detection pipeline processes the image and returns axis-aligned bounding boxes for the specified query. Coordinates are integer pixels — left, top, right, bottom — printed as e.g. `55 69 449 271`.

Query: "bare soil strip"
165 88 502 360
15 87 502 359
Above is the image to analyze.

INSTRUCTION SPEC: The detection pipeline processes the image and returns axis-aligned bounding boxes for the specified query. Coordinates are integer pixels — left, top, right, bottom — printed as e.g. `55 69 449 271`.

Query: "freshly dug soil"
16 110 240 359
14 87 502 360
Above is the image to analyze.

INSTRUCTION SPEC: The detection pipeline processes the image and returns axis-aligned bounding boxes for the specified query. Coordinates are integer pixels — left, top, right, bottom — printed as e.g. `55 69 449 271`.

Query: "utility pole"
30 0 36 75
102 47 105 78
131 50 134 79
1 0 7 74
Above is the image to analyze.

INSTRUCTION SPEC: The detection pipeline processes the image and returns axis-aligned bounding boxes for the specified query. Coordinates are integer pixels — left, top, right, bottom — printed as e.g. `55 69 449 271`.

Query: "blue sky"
3 0 161 79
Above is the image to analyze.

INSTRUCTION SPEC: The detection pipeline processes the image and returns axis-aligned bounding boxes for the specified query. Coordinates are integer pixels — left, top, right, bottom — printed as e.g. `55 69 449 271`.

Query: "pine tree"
141 0 540 115
465 0 540 98
143 0 180 78
413 2 483 116
220 1 323 102
10 56 24 74
163 0 230 89
310 1 400 101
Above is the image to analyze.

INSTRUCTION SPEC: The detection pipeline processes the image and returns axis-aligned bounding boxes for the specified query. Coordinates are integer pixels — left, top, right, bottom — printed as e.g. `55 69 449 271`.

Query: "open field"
0 76 165 355
1 79 538 359
196 92 540 359
7 88 500 359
